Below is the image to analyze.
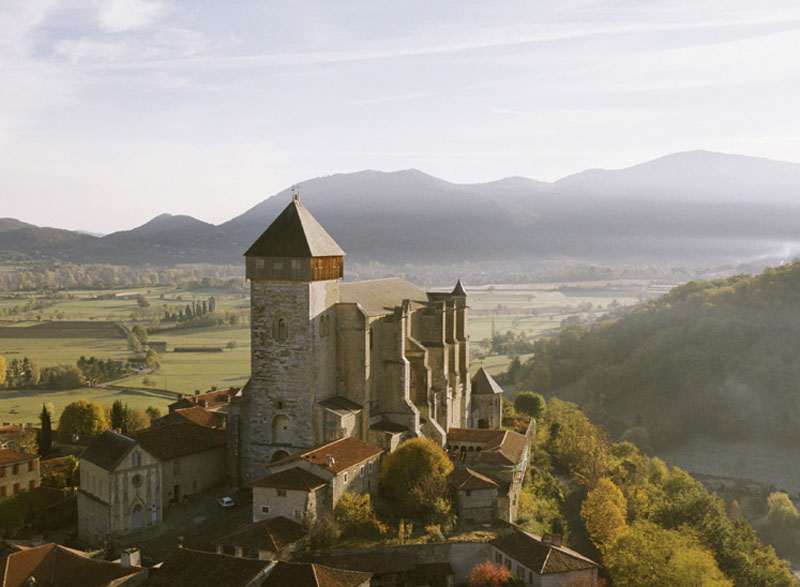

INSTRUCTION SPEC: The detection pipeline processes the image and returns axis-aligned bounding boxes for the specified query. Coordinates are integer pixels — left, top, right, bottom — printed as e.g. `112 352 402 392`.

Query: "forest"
504 261 800 448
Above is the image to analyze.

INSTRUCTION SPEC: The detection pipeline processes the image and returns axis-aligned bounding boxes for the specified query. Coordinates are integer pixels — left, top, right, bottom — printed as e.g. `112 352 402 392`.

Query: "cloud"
94 0 169 32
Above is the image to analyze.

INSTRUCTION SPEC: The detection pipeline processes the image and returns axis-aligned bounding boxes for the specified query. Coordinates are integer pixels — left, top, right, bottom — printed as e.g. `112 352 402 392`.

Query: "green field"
0 278 661 425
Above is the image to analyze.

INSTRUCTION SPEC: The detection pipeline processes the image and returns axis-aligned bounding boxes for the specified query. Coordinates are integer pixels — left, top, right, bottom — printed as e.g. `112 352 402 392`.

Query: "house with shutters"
0 449 39 501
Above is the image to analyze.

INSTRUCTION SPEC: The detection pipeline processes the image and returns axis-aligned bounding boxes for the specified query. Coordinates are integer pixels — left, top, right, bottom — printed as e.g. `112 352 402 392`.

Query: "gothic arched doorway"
132 504 144 530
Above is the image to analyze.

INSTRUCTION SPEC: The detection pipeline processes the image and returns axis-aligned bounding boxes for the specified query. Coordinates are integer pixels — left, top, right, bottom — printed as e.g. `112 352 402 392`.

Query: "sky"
3 0 800 233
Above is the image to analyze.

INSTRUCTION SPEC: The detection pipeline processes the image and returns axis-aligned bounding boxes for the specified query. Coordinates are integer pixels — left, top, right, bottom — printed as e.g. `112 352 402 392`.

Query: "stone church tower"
228 195 502 485
229 194 345 483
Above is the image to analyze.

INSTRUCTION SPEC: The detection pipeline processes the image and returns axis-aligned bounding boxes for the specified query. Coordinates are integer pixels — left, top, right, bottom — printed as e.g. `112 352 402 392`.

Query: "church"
227 195 502 484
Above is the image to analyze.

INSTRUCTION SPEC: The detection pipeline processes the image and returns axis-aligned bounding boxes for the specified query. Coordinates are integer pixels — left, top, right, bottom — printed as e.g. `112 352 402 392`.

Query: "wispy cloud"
94 0 170 32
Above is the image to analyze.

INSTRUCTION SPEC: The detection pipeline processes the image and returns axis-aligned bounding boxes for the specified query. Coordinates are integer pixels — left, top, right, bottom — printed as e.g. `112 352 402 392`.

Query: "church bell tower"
236 191 345 482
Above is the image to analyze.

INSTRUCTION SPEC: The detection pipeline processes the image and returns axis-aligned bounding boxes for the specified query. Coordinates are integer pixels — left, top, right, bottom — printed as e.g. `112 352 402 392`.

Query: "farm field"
0 278 669 425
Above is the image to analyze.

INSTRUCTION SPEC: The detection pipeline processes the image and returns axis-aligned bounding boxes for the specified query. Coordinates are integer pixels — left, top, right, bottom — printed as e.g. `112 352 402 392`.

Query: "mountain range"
4 150 800 267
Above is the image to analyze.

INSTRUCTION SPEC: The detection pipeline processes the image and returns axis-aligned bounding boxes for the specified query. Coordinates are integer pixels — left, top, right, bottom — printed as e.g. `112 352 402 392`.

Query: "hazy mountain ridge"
4 150 800 266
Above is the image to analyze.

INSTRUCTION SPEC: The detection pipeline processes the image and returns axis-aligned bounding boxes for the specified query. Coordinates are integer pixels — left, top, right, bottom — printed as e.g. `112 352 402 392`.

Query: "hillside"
3 150 800 266
505 262 800 448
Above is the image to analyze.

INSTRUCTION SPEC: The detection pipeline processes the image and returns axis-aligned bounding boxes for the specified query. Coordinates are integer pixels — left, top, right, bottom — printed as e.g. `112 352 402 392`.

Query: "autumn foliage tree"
581 477 628 552
58 399 108 440
379 437 453 523
468 560 512 587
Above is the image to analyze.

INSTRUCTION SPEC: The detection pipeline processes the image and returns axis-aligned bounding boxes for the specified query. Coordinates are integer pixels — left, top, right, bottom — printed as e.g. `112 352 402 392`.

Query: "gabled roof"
263 561 371 587
213 516 307 552
302 551 416 576
0 449 37 466
447 428 527 468
130 421 226 461
244 198 345 258
270 436 383 474
145 547 270 587
80 430 135 472
448 468 499 491
251 467 327 492
155 406 225 429
339 278 429 316
471 367 504 395
490 528 600 575
2 542 142 587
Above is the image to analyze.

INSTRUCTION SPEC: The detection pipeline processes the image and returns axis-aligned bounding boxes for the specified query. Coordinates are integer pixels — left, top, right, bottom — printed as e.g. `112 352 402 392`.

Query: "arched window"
273 317 288 341
132 451 140 467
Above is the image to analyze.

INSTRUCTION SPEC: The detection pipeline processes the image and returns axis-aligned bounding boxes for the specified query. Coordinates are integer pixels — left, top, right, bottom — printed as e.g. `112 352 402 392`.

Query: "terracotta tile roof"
448 468 499 491
340 278 429 316
0 449 37 466
244 198 345 258
80 430 135 471
0 540 22 585
490 528 599 575
213 516 306 552
130 421 226 461
154 406 225 429
303 552 415 576
271 436 382 475
447 428 527 468
146 548 269 587
471 367 504 395
263 561 371 587
169 388 237 411
3 542 141 587
251 467 327 492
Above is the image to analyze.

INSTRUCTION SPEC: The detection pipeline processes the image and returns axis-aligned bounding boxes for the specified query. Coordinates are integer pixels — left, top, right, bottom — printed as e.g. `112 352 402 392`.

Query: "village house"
227 196 500 485
251 436 382 523
145 547 272 587
130 420 227 504
448 468 500 526
446 428 529 521
490 528 600 586
213 516 307 561
0 540 146 587
0 449 39 501
78 421 227 546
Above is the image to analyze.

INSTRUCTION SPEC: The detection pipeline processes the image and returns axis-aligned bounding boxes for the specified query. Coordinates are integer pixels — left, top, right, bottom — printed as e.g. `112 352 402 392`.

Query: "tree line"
504 261 800 447
0 354 143 390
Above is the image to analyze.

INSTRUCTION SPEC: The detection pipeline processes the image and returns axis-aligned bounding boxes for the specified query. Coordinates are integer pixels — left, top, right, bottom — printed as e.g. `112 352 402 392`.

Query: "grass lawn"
118 325 251 395
0 386 175 427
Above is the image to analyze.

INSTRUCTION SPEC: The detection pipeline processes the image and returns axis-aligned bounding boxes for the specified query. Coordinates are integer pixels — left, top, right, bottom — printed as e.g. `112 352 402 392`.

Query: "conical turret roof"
244 197 345 258
452 279 467 296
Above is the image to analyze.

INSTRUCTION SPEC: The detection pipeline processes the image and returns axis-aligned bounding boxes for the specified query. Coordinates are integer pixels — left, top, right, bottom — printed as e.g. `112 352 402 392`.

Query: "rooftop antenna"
291 184 300 201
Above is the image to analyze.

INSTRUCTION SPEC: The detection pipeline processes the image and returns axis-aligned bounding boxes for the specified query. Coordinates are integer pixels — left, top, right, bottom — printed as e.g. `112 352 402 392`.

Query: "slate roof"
490 528 599 575
145 547 270 587
339 278 429 316
2 542 142 587
471 367 504 395
80 430 135 472
448 468 499 491
263 561 371 587
244 198 345 258
130 421 226 461
251 467 327 492
452 279 467 296
270 436 383 474
0 449 37 466
212 516 306 552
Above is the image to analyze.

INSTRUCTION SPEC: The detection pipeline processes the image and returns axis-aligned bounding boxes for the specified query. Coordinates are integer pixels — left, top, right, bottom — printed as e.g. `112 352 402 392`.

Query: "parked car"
217 496 235 508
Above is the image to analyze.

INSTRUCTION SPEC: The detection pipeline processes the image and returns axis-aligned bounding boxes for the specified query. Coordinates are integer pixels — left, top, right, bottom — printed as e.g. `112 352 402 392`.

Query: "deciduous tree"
581 477 627 552
58 399 108 440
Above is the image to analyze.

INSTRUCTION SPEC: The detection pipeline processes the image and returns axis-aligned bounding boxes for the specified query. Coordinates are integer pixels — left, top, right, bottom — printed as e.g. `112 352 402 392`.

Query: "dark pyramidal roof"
451 279 467 296
244 196 345 258
81 430 135 471
471 366 504 395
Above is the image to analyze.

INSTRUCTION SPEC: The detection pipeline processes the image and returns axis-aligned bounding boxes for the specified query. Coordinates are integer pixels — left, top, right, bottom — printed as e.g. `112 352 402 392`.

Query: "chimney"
541 535 551 545
177 393 184 401
121 547 141 568
550 534 562 547
326 455 335 467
